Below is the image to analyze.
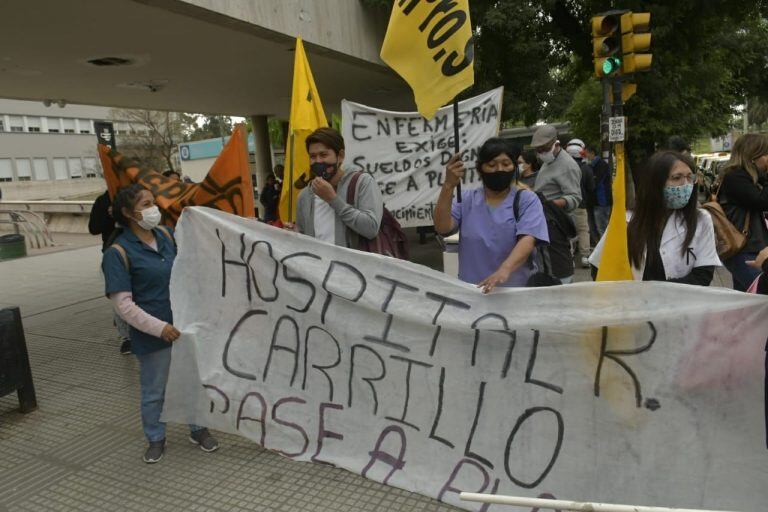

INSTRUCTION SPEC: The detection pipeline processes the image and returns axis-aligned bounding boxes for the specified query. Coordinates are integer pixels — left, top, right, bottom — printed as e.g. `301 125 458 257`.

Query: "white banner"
341 88 503 228
165 207 768 512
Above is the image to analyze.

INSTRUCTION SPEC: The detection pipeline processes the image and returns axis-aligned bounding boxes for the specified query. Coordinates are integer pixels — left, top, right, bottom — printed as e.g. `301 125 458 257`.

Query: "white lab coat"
589 209 722 281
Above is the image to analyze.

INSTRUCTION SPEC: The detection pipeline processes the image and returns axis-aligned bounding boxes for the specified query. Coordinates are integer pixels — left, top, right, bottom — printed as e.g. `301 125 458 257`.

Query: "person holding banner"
434 138 549 292
590 151 720 284
102 185 219 463
293 128 384 248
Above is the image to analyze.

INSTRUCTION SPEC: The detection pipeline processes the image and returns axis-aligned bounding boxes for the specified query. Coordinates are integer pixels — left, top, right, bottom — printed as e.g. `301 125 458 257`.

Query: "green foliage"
189 115 233 141
565 80 602 147
469 0 768 164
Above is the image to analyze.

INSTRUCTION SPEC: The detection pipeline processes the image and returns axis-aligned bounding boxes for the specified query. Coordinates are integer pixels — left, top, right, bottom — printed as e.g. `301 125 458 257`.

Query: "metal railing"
0 210 56 249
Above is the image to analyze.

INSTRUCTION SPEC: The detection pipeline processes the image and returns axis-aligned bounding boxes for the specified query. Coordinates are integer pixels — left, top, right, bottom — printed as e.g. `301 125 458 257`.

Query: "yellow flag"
380 0 474 119
596 143 633 281
279 37 328 222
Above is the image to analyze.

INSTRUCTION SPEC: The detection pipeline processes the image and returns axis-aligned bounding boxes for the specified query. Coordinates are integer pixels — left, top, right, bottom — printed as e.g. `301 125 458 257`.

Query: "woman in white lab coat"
590 150 721 284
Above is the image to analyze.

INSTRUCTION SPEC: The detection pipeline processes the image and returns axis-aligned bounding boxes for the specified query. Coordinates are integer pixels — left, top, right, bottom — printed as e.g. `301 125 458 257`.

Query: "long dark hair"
627 151 698 269
105 184 145 247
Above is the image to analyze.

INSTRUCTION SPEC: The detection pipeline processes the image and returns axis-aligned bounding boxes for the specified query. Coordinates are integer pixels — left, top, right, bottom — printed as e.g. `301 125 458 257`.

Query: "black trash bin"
0 233 27 260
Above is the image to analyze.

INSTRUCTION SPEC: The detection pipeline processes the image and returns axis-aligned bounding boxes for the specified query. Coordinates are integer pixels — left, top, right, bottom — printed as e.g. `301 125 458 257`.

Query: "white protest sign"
341 88 503 227
165 207 768 512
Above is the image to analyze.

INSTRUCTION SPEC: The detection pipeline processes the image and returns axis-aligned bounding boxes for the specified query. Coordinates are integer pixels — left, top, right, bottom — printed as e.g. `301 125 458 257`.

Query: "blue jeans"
136 347 201 442
724 251 760 292
593 205 612 239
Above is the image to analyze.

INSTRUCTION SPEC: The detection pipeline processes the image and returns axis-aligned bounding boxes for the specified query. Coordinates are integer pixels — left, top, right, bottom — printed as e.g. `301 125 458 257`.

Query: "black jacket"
88 191 116 251
719 167 768 254
535 193 577 279
578 161 596 208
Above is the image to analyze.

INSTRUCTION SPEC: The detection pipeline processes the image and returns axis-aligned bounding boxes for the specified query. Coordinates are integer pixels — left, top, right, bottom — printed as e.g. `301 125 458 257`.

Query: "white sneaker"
581 257 590 268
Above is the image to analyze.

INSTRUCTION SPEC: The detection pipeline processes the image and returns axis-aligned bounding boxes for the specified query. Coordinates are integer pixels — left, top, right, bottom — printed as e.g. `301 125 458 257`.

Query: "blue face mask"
663 183 694 209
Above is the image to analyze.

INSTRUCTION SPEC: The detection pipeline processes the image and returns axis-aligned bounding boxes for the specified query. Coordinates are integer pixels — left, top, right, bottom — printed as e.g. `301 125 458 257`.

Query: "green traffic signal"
602 57 621 75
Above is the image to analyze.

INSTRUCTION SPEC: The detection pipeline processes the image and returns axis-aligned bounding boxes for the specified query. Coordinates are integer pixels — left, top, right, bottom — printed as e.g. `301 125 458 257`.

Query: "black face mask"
479 170 515 192
310 161 338 181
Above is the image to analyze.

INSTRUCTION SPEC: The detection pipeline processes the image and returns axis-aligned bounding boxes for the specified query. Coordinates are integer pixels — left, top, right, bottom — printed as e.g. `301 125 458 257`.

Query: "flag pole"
453 98 462 203
288 131 295 221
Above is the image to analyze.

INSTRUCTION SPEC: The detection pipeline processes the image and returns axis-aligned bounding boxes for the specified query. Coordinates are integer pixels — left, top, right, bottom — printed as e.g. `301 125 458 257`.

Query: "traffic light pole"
601 77 612 169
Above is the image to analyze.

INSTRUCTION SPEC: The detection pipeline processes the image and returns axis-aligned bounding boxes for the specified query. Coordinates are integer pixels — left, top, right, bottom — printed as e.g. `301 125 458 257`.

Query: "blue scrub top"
102 227 176 355
451 187 549 287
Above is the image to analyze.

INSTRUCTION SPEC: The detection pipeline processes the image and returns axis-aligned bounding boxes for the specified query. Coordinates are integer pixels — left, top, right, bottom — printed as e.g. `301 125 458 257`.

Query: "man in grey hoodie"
530 125 582 283
293 127 383 248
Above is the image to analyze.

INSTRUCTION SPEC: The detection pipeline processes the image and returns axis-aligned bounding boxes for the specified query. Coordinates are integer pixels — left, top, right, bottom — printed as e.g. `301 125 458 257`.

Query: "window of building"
33 158 50 180
69 158 83 179
15 158 32 181
79 119 92 134
53 158 68 180
0 119 5 131
83 157 99 178
62 118 75 134
26 116 41 132
47 118 61 133
9 115 23 132
0 159 13 182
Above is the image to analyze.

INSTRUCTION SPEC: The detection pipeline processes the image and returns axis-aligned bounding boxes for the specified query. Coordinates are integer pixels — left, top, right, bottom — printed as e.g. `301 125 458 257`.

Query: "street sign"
94 121 116 150
608 116 625 142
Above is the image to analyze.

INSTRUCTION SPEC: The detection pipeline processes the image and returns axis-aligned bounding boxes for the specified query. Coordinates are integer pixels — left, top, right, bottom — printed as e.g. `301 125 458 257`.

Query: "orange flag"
98 124 254 224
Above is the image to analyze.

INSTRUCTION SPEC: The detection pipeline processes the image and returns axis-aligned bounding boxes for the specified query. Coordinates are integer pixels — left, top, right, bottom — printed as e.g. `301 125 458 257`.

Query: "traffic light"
592 12 623 77
620 12 652 74
592 11 652 78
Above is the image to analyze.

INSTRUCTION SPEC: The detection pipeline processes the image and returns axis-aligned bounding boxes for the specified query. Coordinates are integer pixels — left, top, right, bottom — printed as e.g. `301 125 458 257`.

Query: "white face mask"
538 150 555 164
136 205 162 230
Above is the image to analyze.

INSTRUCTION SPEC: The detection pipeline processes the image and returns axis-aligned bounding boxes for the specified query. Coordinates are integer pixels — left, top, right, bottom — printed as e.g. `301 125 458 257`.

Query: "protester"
565 138 595 268
531 125 582 283
293 127 383 247
590 151 720 284
434 138 549 292
718 133 768 291
260 174 281 223
516 149 540 188
584 145 612 239
273 163 285 184
102 184 219 463
89 190 131 354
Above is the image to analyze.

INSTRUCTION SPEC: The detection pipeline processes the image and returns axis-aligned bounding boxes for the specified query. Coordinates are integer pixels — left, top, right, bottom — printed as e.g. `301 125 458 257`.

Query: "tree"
190 115 233 141
110 109 196 172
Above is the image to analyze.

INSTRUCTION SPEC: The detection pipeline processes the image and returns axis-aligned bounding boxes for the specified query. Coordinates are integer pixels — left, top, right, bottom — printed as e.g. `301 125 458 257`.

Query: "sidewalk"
0 246 458 512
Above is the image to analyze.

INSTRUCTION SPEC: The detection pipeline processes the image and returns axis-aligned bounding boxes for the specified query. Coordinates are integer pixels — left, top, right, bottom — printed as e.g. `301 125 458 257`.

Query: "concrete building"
0 0 412 194
0 98 190 200
0 99 110 200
